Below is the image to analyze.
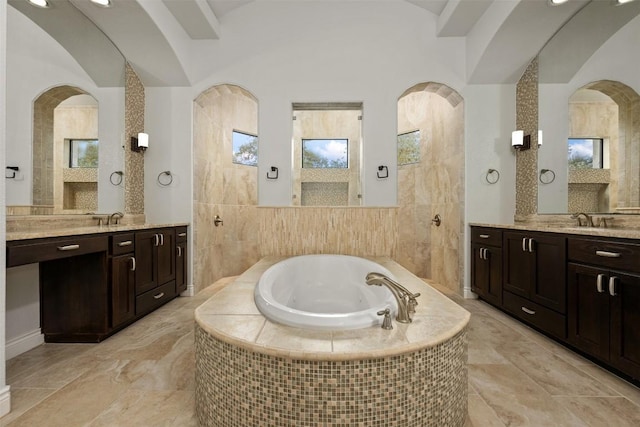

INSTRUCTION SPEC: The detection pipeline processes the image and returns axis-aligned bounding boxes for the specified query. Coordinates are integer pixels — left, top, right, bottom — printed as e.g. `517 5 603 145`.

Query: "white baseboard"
463 288 479 299
0 386 11 418
6 329 44 360
181 284 195 297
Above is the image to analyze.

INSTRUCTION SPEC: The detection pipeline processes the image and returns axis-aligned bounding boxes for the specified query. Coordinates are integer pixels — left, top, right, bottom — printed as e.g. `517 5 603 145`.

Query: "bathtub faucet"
365 272 420 323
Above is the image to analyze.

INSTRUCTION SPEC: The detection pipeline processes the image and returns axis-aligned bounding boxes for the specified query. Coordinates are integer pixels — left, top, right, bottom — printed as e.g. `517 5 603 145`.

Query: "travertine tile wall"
193 85 259 291
124 63 145 214
397 86 465 291
53 104 98 212
292 109 361 206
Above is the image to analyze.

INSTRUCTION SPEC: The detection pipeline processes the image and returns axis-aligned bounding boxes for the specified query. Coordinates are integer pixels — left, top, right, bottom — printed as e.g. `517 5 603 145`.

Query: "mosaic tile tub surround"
195 257 470 426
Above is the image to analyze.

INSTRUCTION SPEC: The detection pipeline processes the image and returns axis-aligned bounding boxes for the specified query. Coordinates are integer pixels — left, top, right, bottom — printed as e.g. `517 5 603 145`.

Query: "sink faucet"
570 212 593 227
365 272 420 323
108 212 124 226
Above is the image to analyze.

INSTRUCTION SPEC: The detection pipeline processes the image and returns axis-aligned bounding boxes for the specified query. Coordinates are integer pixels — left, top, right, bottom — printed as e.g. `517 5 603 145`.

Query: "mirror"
6 1 126 215
291 103 362 206
537 3 640 214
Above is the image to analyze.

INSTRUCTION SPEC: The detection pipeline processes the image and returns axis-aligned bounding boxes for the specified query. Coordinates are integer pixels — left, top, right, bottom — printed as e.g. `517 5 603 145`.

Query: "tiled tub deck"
195 257 470 426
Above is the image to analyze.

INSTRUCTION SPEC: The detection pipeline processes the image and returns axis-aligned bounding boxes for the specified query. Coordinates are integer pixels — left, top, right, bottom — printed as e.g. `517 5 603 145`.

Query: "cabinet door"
156 228 176 287
567 263 610 360
530 233 566 313
609 271 640 379
503 232 533 298
111 254 136 328
472 243 502 306
176 241 188 294
135 230 159 295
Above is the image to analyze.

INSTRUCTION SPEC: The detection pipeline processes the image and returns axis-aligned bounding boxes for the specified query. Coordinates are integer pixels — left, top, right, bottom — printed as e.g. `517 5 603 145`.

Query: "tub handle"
377 308 393 330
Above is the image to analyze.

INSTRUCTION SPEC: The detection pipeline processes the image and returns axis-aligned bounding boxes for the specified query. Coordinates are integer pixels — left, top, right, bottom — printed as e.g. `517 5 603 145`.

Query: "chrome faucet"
108 212 124 225
570 212 593 227
365 272 420 323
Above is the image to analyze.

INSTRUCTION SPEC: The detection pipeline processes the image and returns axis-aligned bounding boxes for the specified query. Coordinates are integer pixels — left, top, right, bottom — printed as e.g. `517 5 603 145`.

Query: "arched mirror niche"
32 86 99 214
193 84 259 293
397 82 464 292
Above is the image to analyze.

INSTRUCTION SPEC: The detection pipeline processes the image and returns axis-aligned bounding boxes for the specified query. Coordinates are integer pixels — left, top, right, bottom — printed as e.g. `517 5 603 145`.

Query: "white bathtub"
254 254 398 330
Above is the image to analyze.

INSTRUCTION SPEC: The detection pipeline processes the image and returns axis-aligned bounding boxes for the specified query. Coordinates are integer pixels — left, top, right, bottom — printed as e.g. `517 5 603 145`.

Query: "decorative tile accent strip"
195 326 468 427
516 57 539 216
124 63 145 214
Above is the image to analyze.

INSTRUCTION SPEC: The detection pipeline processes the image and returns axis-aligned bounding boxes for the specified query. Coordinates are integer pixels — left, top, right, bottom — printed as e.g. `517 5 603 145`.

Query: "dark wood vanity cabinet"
470 225 640 382
568 238 640 379
134 228 177 316
471 227 503 306
175 227 188 294
6 225 187 343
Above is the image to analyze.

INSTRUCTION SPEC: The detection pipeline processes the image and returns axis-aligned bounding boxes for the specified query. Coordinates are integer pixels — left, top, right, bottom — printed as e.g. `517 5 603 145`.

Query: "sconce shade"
538 130 543 147
512 130 524 148
138 132 149 148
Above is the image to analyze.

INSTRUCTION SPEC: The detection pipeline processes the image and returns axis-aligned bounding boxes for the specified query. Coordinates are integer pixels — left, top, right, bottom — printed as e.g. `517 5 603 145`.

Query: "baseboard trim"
6 329 44 360
0 386 11 418
463 288 479 299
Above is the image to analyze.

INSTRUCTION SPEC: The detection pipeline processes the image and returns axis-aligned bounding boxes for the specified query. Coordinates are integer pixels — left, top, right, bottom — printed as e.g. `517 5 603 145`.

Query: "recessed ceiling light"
90 0 111 7
549 0 569 5
28 0 49 8
615 0 636 5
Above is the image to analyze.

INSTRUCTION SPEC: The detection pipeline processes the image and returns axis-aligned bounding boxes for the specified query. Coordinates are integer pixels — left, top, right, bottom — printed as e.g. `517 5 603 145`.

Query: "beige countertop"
6 222 190 242
195 256 470 361
470 222 640 240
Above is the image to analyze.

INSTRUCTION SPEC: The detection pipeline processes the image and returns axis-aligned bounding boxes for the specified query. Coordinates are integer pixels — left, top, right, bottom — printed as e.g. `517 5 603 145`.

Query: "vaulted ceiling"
8 0 640 87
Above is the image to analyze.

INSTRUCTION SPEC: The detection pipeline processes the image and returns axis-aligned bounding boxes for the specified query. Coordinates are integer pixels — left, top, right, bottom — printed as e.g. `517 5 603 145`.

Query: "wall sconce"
131 132 149 153
266 166 279 180
377 165 389 179
511 130 531 151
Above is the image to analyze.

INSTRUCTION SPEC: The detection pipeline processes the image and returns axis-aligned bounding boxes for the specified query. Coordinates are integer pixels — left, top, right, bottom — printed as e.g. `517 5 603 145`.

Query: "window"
302 139 348 168
398 130 420 165
69 139 98 168
568 138 604 169
232 130 258 166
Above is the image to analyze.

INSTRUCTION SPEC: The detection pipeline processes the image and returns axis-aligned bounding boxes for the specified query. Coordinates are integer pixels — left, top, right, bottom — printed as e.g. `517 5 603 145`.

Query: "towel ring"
157 170 173 186
485 169 500 184
539 168 556 184
109 171 124 186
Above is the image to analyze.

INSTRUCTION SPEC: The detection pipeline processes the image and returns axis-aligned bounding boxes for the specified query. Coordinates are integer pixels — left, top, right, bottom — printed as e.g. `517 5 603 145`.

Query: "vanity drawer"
7 235 108 267
471 227 502 246
136 281 175 315
503 291 566 340
568 238 640 273
176 227 188 243
111 233 135 255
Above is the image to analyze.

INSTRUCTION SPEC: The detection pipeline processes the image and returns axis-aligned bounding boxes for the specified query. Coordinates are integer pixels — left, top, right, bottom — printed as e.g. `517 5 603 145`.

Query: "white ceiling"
8 0 640 87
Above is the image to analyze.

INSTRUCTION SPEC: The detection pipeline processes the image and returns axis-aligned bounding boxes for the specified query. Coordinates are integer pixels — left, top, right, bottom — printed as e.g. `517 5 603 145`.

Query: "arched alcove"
397 82 465 292
193 84 259 292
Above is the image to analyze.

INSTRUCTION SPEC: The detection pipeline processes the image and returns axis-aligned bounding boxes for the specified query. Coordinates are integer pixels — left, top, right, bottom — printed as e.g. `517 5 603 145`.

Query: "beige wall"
397 88 465 291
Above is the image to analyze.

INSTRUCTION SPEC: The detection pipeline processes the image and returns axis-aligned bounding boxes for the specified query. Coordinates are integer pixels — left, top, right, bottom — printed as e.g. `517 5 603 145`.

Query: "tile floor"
2 277 640 426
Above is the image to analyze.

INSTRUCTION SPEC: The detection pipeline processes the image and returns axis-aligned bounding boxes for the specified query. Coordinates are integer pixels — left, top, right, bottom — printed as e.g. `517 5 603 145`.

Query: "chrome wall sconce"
266 166 279 180
512 130 531 151
537 130 543 147
377 165 389 179
131 132 149 153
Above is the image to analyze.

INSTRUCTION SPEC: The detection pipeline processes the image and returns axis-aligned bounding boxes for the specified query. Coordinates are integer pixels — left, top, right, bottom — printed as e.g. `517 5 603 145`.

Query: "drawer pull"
118 240 133 247
130 257 136 272
521 306 536 315
479 234 490 239
154 234 160 247
160 233 165 246
153 292 165 300
522 238 527 252
57 244 80 251
596 250 621 258
528 238 534 253
596 274 606 293
609 276 618 297
177 246 183 257
178 232 187 237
